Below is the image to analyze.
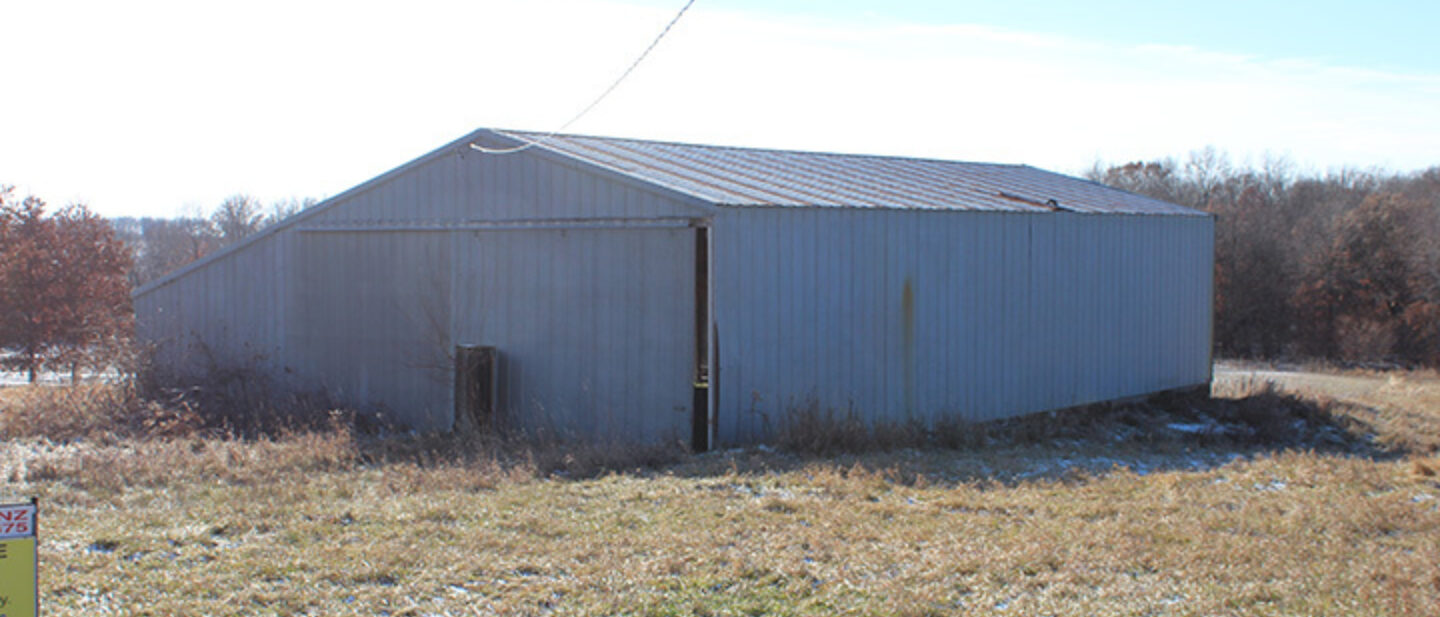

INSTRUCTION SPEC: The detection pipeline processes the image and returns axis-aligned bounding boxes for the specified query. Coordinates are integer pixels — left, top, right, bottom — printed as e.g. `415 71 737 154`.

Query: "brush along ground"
1214 363 1440 454
0 375 1436 616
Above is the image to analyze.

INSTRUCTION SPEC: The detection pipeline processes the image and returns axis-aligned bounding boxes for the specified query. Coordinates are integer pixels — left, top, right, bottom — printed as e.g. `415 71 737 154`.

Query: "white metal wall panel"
306 148 697 226
278 225 696 438
133 230 291 377
288 231 454 429
450 227 696 442
711 208 1214 445
134 139 703 434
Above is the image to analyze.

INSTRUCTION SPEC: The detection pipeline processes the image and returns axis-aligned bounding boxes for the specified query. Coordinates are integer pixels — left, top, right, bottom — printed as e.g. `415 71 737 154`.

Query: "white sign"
0 503 34 539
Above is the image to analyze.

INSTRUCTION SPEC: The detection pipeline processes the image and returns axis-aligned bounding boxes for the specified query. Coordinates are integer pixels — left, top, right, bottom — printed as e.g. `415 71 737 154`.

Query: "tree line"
1 189 313 381
1089 150 1440 367
112 194 317 287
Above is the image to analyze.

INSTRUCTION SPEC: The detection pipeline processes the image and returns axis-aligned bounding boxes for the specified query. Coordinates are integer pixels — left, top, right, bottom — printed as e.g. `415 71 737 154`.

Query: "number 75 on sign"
0 501 38 617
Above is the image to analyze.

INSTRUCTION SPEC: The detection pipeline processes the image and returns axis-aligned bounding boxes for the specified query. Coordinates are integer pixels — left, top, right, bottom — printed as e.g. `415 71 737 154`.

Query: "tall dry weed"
767 383 1393 460
0 382 201 441
137 365 377 437
23 427 362 489
773 402 926 455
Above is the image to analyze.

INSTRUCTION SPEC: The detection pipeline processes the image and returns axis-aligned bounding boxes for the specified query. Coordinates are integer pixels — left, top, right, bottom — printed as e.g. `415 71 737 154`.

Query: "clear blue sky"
3 0 1436 218
710 0 1439 72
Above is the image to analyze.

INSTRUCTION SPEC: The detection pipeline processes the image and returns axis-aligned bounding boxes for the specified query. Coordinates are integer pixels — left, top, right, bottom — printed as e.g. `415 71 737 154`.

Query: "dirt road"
1212 362 1392 403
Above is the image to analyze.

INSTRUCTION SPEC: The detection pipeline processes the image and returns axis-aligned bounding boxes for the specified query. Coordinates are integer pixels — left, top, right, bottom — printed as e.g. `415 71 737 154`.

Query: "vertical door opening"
692 226 711 452
455 345 498 433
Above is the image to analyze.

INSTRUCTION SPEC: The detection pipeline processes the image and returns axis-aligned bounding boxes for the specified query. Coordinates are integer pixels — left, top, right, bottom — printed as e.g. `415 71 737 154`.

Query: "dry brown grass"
1217 368 1440 455
1411 457 1440 479
1344 373 1440 454
0 382 201 442
3 373 1439 616
16 446 1440 616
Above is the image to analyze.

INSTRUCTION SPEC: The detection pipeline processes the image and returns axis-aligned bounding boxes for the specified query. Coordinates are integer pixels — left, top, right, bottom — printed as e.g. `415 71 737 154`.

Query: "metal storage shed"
134 128 1213 448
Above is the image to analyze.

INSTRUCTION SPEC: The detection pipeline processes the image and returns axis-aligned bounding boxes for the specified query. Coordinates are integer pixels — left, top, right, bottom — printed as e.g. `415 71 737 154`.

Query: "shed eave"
477 129 723 213
134 128 722 299
133 128 497 298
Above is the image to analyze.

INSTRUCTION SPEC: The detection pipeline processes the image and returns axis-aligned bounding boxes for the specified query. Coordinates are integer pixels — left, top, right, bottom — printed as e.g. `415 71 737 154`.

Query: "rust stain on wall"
902 277 915 416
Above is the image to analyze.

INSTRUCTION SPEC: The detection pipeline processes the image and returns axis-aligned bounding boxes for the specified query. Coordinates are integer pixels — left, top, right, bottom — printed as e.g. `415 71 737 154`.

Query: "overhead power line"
470 0 698 155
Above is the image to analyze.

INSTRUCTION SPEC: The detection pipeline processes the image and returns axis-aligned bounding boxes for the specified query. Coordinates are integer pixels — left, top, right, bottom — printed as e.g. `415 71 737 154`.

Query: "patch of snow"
0 368 120 387
1015 464 1051 479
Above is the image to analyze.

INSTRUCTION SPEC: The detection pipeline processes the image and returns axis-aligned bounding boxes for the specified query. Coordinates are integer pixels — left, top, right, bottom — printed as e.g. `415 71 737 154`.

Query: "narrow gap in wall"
692 225 711 452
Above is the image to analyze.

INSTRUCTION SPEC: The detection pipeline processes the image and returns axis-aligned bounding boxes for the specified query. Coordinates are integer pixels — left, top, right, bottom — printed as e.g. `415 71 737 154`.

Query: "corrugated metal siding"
134 230 292 377
710 208 1213 445
304 147 702 227
497 130 1202 215
450 227 695 441
283 226 696 437
136 143 703 436
289 231 454 428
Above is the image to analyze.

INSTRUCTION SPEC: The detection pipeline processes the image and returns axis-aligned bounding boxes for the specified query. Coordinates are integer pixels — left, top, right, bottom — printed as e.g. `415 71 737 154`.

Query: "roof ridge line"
494 128 1025 168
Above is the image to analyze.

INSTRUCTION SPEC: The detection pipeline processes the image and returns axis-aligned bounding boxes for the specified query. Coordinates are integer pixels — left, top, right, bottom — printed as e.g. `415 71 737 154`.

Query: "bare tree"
212 194 265 244
131 217 220 285
266 196 318 225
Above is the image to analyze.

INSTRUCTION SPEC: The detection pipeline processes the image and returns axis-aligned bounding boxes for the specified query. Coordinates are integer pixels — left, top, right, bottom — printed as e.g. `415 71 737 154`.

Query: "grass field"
2 373 1439 616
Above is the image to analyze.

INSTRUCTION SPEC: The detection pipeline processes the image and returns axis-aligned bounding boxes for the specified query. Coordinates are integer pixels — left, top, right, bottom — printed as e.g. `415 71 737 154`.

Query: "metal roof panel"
493 130 1204 216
